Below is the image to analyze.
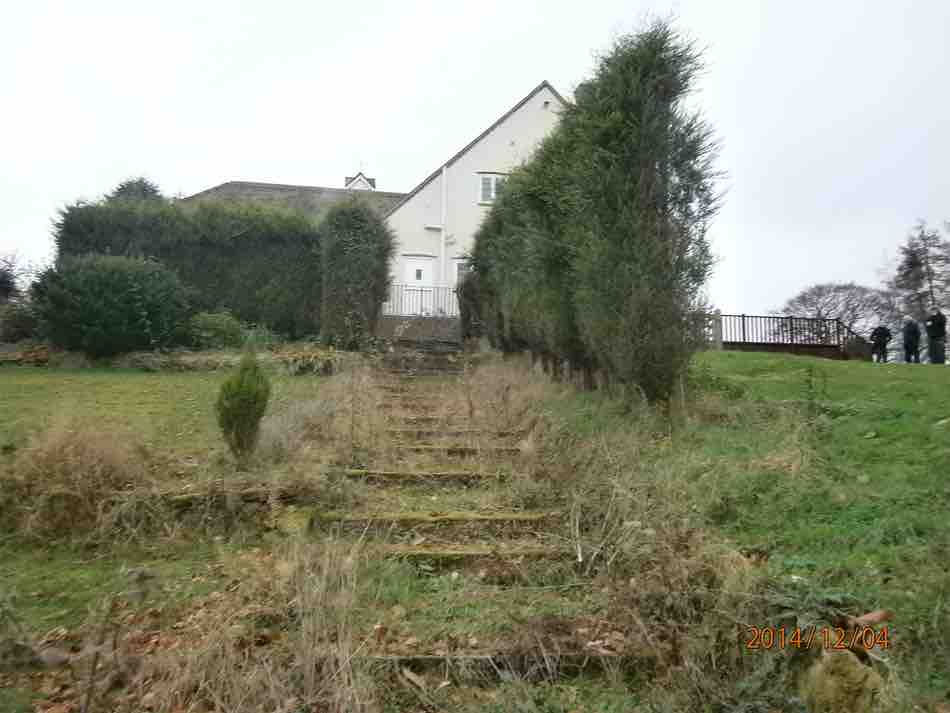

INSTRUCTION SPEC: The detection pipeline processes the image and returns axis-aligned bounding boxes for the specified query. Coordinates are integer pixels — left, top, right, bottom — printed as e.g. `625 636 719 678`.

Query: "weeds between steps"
1 352 918 711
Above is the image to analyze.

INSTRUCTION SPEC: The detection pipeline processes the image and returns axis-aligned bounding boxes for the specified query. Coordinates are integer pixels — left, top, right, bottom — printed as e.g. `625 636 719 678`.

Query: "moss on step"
335 468 508 484
313 509 559 525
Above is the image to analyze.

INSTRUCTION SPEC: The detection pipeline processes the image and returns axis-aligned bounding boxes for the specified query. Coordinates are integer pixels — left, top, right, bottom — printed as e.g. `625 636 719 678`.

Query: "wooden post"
712 310 724 350
741 314 747 343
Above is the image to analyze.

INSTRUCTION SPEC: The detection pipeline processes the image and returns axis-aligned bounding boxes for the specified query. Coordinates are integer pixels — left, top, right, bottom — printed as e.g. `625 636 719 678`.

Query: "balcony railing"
719 314 849 346
382 283 460 317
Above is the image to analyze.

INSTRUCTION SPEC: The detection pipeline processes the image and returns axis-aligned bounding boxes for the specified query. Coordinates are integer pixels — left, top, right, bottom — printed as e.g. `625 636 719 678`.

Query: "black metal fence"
382 284 460 317
720 314 847 346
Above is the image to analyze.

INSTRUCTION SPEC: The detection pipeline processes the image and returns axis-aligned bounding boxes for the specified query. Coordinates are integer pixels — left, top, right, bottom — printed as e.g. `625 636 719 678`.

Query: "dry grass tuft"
143 537 378 713
459 355 554 432
258 398 336 464
3 417 151 538
258 360 391 468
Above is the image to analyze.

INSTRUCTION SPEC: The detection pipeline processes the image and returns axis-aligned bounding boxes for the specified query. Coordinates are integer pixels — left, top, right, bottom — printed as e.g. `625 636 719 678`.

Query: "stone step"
361 652 644 681
380 369 462 378
378 400 443 411
386 417 466 428
379 383 448 394
392 444 522 457
388 339 463 354
378 542 568 564
381 368 464 377
310 510 560 538
334 468 507 485
385 428 518 440
271 515 570 563
392 415 443 425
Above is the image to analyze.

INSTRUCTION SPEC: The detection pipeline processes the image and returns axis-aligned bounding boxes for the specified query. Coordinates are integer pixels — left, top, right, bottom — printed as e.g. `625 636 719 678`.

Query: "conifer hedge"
55 199 322 339
319 199 395 349
471 22 719 402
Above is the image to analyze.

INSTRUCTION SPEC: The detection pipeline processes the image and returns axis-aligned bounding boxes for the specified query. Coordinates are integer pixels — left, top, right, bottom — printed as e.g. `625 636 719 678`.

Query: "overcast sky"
2 0 948 313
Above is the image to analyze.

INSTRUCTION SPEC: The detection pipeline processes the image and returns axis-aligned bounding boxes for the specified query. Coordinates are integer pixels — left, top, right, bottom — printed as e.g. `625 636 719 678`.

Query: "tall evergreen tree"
569 23 719 401
473 20 720 402
319 198 395 349
891 221 950 318
106 177 164 203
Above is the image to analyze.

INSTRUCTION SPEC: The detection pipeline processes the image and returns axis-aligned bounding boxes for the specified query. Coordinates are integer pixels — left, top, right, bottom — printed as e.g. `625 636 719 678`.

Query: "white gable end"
385 82 565 314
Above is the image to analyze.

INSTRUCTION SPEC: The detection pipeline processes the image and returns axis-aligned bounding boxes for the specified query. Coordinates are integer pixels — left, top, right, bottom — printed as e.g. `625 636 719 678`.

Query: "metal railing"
382 283 460 317
719 314 848 346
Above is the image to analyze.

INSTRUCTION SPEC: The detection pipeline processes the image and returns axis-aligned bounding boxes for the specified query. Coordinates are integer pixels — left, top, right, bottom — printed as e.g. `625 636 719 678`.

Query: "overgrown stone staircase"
322 346 645 685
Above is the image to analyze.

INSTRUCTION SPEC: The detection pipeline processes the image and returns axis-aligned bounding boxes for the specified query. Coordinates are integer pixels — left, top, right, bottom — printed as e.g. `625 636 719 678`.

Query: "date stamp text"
744 626 889 651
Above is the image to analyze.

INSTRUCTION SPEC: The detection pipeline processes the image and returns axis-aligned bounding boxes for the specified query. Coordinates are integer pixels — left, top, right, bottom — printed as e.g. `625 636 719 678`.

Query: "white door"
403 257 435 315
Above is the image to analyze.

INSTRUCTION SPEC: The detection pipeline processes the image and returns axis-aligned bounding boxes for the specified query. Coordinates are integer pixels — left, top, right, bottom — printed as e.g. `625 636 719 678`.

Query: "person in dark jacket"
869 325 892 363
903 316 921 363
925 309 947 364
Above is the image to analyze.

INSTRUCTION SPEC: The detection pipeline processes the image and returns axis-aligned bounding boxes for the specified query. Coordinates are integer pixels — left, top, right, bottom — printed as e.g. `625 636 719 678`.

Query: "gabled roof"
183 180 404 219
385 81 568 217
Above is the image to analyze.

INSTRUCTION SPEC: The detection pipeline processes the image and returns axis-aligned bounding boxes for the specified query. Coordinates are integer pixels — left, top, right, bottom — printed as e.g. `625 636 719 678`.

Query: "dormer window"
478 173 506 204
344 172 376 191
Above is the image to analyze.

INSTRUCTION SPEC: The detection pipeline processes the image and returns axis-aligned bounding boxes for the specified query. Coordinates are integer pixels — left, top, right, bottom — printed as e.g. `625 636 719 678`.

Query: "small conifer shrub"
215 350 271 466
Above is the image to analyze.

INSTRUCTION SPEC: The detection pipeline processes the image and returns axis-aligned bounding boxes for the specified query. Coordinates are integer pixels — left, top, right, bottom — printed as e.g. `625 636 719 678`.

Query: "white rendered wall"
387 85 564 288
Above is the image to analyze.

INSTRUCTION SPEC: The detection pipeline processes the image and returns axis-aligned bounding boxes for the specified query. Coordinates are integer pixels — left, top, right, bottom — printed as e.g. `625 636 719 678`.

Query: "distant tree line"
1 177 395 355
469 21 720 403
778 220 950 347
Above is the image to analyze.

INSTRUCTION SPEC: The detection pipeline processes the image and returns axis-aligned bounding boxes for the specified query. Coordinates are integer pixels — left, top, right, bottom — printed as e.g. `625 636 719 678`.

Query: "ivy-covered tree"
319 198 395 349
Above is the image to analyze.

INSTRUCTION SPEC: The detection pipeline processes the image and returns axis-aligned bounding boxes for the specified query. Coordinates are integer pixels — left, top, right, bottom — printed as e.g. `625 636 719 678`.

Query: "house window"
456 261 471 282
479 174 506 203
415 269 423 281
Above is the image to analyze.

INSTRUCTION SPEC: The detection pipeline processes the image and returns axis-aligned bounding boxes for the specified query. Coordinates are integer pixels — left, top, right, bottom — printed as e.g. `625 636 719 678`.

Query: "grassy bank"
546 350 949 696
699 352 949 692
1 352 947 709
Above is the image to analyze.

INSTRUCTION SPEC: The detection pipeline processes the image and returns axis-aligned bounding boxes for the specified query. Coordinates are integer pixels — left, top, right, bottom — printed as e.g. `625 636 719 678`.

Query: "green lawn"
2 354 948 702
695 352 949 691
0 367 322 456
544 351 949 695
0 540 228 632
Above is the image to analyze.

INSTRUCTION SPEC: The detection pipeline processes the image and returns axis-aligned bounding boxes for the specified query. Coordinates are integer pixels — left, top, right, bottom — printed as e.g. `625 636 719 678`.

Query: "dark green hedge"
55 200 322 339
472 21 719 402
319 199 395 349
31 255 189 357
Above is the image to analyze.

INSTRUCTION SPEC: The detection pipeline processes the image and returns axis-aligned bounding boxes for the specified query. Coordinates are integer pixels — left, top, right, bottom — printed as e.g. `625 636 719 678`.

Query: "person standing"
925 309 947 364
903 315 921 363
869 324 892 363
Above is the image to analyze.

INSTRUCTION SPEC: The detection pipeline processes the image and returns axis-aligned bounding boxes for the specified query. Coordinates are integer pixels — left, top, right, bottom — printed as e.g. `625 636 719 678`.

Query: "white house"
383 81 567 317
187 81 567 320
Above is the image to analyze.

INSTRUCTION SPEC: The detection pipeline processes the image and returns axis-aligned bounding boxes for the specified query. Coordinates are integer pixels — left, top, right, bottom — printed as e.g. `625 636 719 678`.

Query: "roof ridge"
188 180 405 199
